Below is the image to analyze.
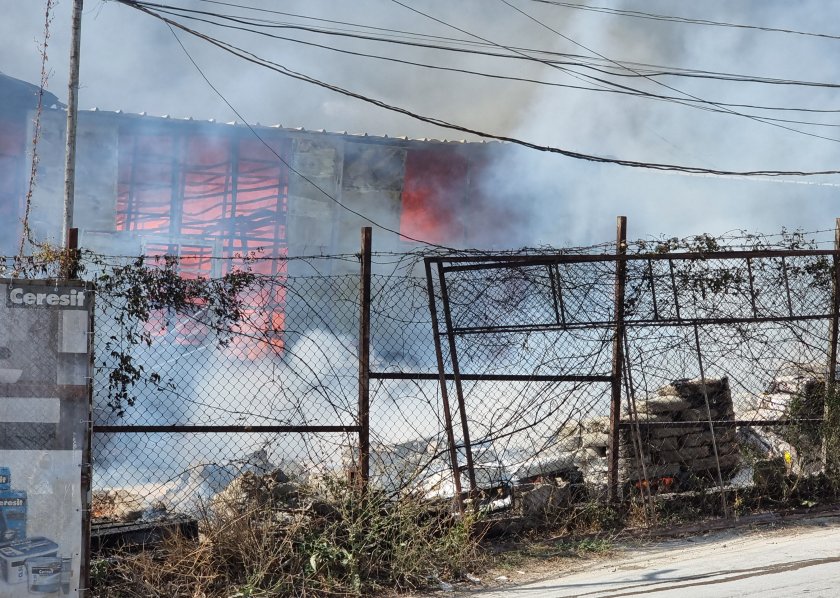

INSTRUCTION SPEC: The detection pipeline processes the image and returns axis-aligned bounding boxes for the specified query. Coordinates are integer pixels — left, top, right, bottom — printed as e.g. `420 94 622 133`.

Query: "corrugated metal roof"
76 106 499 146
0 72 64 110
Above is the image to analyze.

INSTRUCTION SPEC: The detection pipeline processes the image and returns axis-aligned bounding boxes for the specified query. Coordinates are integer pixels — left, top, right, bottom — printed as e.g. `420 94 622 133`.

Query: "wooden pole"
609 216 627 502
62 0 83 251
358 227 372 487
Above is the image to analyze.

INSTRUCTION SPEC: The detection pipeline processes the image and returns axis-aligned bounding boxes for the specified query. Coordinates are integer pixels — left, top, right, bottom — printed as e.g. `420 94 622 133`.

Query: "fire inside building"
1 72 526 353
1 72 519 263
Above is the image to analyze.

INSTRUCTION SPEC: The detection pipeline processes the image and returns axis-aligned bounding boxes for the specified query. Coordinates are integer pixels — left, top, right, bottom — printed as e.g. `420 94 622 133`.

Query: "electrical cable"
494 0 840 143
133 2 840 104
528 0 840 43
163 22 460 251
150 6 840 127
115 0 840 178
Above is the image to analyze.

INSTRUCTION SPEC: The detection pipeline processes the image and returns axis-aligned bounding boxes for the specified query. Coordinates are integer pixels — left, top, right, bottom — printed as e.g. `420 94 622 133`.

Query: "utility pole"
62 0 83 251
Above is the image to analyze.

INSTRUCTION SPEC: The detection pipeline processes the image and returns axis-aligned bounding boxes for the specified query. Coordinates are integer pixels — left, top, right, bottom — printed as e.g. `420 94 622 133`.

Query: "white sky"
2 0 840 248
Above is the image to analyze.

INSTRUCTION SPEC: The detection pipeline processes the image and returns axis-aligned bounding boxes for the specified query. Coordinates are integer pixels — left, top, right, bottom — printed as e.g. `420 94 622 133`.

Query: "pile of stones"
623 377 740 484
568 378 741 496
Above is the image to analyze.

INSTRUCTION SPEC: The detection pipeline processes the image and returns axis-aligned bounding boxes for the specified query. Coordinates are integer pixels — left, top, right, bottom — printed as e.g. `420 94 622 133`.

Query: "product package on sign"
1 280 91 596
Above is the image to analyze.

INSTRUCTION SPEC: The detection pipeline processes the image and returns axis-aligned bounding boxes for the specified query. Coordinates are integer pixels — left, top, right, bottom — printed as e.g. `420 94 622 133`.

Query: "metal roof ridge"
74 107 500 144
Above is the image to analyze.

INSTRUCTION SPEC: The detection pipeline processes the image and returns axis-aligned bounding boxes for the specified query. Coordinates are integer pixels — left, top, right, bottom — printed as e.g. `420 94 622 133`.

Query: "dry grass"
91 477 483 597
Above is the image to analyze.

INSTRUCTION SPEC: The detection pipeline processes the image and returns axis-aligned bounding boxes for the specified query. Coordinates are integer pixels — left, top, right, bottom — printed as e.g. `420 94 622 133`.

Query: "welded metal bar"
449 312 835 335
781 256 794 318
358 227 372 487
828 219 840 389
424 258 465 513
647 259 659 321
82 274 93 598
825 219 840 469
693 324 729 519
616 419 824 428
668 258 682 321
369 372 613 382
746 257 758 318
547 264 562 325
555 264 568 326
609 216 627 502
622 331 654 522
433 248 838 270
437 261 478 500
92 425 362 433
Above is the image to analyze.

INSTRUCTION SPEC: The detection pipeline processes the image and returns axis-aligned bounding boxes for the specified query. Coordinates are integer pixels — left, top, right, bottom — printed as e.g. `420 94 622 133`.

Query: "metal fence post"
827 219 840 386
609 216 627 502
358 227 372 487
62 227 80 280
825 218 840 471
437 261 479 502
425 258 466 513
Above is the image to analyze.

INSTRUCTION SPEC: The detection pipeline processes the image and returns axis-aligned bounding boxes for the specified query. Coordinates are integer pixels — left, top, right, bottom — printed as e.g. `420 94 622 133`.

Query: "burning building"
1 72 530 355
1 73 517 268
0 73 523 501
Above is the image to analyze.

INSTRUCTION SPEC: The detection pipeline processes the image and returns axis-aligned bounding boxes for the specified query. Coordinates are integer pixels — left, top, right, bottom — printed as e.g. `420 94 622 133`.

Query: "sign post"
0 279 92 596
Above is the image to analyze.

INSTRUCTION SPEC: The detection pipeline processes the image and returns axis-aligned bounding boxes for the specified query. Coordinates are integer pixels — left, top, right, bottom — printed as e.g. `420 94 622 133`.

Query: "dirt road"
468 517 840 597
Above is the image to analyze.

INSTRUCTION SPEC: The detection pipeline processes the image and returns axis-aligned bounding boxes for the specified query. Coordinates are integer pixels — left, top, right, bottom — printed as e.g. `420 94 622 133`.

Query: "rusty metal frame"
423 228 840 507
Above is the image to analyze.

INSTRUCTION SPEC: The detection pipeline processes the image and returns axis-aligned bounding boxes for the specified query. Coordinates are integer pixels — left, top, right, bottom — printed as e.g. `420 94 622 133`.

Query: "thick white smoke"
5 1 840 247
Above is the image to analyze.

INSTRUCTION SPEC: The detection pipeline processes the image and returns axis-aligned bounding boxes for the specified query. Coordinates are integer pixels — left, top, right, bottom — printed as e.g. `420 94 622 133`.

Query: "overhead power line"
132 1 840 96
112 1 840 130
140 2 840 127
116 0 840 178
468 0 840 143
528 0 840 43
163 22 458 250
127 0 840 141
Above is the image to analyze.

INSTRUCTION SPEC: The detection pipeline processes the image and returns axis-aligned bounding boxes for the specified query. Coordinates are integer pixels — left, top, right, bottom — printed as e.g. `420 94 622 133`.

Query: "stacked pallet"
625 377 740 483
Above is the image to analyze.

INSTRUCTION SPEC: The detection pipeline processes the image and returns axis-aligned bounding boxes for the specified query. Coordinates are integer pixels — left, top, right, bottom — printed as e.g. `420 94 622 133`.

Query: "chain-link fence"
424 242 839 519
90 253 367 516
18 227 827 524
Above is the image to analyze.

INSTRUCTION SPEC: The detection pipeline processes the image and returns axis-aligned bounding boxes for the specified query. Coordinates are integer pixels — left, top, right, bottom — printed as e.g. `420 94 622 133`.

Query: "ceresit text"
6 287 86 309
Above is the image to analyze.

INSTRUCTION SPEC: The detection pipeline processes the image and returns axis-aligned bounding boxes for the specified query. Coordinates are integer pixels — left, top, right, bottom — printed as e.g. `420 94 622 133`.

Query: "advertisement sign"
0 280 92 596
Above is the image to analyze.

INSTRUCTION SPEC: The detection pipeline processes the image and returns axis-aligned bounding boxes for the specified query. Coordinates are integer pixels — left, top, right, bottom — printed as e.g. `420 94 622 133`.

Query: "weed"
92 476 482 597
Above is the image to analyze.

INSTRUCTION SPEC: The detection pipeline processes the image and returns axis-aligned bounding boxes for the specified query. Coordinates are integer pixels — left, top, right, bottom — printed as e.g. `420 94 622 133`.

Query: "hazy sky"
2 0 840 248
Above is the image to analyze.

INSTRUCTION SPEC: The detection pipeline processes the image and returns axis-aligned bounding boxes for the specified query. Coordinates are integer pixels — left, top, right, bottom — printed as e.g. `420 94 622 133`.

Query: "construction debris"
623 377 740 486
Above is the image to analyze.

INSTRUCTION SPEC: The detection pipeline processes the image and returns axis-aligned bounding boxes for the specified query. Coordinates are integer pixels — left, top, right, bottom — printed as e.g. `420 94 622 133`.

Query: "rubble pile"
573 417 612 496
625 377 740 484
210 469 297 518
744 367 824 421
569 378 741 495
510 424 581 484
92 489 147 522
739 366 825 475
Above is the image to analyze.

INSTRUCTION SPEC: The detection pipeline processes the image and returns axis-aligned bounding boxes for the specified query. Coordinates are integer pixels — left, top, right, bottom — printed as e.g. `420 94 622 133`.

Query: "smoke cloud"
3 1 840 246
